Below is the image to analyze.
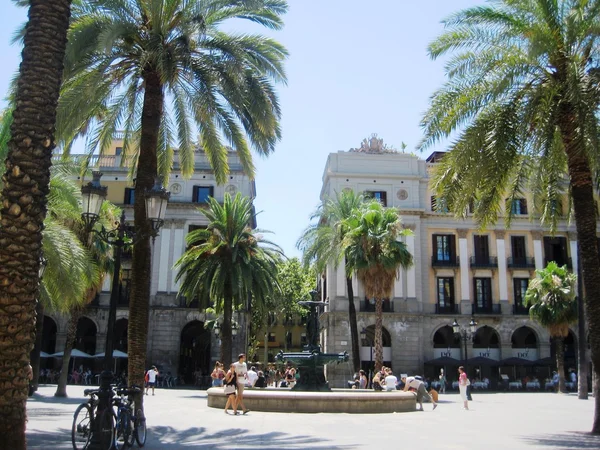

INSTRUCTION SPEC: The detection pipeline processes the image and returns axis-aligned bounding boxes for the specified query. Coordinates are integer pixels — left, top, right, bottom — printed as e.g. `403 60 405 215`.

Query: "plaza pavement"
26 385 600 450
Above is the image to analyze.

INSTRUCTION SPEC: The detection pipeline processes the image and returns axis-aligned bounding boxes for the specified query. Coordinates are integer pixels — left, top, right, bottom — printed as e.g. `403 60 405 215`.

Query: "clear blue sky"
0 0 482 258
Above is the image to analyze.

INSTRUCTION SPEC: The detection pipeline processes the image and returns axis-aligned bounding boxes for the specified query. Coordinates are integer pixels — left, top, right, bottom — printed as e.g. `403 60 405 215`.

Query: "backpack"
144 371 149 383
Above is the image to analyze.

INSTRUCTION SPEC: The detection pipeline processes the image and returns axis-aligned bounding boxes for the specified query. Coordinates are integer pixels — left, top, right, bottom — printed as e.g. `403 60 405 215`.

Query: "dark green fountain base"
276 346 349 392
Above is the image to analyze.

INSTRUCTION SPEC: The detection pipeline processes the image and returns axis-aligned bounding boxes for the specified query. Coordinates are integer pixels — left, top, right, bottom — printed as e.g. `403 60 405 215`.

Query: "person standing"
233 354 249 414
458 366 469 410
211 362 225 387
439 369 447 394
145 366 159 396
402 375 438 411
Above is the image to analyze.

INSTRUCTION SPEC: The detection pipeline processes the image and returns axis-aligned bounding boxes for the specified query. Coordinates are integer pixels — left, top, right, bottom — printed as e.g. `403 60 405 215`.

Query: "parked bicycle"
110 385 146 449
72 388 114 450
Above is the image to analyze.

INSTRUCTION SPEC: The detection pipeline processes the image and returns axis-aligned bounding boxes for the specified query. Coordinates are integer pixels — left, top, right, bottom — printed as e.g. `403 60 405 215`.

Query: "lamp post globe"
146 178 171 236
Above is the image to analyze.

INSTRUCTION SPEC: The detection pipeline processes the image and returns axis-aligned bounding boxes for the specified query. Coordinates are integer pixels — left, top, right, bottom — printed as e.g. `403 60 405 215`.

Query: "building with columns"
320 137 589 388
42 137 252 385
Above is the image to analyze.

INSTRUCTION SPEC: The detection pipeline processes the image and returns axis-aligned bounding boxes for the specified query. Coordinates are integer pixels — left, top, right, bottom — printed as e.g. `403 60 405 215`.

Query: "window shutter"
521 199 528 215
193 185 199 202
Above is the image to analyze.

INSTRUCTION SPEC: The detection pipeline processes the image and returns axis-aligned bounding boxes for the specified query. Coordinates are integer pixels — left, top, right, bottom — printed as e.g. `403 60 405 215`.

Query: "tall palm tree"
174 193 281 365
0 1 72 447
526 262 577 393
419 0 600 431
58 0 288 400
297 190 366 373
343 200 413 371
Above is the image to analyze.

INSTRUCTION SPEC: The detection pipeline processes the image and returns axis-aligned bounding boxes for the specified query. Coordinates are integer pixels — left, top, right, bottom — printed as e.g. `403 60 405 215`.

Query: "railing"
472 303 502 314
513 304 529 315
470 256 498 269
544 258 573 270
435 304 460 314
507 257 535 269
360 300 394 313
431 256 460 268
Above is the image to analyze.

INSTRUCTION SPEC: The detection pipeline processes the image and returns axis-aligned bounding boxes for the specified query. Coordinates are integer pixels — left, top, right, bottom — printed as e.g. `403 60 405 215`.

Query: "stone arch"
75 316 97 355
360 325 392 370
473 325 501 348
361 325 391 347
114 318 128 353
41 315 58 355
432 325 460 348
511 326 538 349
179 320 211 386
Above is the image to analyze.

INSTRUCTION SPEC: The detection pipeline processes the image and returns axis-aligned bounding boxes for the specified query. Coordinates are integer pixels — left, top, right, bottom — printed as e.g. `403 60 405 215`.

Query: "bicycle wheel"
72 403 93 450
114 408 131 450
98 408 117 450
134 409 147 447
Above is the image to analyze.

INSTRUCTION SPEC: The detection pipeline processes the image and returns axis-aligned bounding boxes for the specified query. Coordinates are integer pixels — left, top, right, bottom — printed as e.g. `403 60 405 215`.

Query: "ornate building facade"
320 136 590 388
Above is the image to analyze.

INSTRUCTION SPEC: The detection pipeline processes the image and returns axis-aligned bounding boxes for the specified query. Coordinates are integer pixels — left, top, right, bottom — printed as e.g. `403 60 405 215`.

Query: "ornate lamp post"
452 316 477 400
81 171 169 446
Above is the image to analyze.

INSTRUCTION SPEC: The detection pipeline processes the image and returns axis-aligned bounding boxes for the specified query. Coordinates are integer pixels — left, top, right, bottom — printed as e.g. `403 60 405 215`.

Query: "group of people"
70 366 93 385
212 361 300 389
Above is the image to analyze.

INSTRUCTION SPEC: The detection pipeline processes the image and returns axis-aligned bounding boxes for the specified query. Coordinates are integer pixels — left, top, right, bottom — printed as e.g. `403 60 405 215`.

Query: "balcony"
544 258 573 270
513 304 529 315
507 257 535 269
431 256 460 268
472 303 502 314
360 300 394 313
470 256 498 269
435 304 460 314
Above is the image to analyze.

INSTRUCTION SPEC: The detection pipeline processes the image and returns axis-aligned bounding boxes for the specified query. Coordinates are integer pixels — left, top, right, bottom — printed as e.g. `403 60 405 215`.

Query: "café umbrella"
94 350 129 373
50 349 94 373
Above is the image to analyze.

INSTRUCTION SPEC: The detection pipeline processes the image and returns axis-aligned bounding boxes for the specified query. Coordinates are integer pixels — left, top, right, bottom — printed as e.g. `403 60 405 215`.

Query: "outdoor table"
545 382 555 391
452 381 459 389
430 381 441 390
526 381 540 390
472 381 488 390
509 381 522 390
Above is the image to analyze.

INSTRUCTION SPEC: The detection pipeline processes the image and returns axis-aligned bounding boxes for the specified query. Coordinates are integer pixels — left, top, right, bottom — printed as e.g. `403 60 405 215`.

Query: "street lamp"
81 171 169 443
452 316 478 400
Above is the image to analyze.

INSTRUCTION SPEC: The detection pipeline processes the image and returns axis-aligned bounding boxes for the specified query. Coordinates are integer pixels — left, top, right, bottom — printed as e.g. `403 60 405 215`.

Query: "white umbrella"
93 350 128 358
51 349 94 358
40 351 51 358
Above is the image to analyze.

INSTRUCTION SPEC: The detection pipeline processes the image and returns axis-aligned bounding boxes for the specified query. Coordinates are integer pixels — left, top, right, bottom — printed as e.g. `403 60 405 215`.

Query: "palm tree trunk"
0 2 71 447
577 244 588 400
129 69 163 412
374 298 383 371
346 275 361 373
559 108 600 431
555 336 567 394
29 302 45 395
221 285 233 366
55 309 81 397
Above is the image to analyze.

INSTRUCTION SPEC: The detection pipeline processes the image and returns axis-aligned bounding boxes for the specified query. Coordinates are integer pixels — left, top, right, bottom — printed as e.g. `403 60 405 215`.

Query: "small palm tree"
59 0 288 396
343 200 413 370
297 190 366 372
175 193 281 365
526 262 577 393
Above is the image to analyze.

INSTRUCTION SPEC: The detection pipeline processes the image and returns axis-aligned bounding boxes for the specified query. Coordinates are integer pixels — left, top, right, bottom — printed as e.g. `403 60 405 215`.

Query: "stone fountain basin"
207 387 416 413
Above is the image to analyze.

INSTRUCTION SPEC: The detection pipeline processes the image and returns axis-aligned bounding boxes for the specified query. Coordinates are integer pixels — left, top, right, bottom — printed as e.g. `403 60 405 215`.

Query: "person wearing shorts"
233 354 249 414
145 366 159 396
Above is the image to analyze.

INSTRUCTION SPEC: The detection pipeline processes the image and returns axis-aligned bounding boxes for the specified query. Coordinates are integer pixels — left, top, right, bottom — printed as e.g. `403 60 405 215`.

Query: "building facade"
319 137 590 388
42 137 253 384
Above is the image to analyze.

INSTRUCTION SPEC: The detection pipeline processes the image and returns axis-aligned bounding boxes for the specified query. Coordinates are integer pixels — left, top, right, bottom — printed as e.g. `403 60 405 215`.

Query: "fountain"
275 295 348 391
206 292 416 413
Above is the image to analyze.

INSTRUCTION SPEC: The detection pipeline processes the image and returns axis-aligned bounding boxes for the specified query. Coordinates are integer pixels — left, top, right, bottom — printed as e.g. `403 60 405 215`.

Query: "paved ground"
26 385 600 450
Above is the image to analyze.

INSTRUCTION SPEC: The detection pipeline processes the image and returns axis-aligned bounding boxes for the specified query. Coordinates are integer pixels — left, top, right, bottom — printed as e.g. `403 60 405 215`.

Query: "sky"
0 0 483 258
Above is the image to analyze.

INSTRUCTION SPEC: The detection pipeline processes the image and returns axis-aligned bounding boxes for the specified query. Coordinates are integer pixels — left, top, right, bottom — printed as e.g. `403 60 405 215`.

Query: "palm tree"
297 190 366 373
419 0 600 431
174 193 281 364
343 200 413 371
526 262 577 393
0 1 72 446
58 0 288 398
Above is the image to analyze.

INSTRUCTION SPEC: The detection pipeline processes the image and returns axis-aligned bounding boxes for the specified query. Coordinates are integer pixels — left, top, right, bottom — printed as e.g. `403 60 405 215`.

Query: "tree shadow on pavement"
147 426 354 449
522 431 600 449
28 392 86 405
27 426 354 449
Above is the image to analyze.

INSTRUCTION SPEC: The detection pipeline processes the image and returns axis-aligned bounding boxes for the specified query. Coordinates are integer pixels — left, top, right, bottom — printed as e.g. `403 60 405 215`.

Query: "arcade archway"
360 325 392 372
75 317 97 356
179 321 211 386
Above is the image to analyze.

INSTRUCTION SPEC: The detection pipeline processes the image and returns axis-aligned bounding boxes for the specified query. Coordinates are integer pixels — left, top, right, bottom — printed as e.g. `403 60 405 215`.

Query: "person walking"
233 354 249 414
223 364 238 415
145 366 159 396
211 362 225 387
402 375 438 411
458 366 469 410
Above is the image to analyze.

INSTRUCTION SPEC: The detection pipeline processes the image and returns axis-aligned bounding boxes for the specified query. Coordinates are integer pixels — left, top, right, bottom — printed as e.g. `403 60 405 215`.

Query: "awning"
533 357 554 366
50 349 94 358
425 356 462 365
466 356 499 366
500 357 534 366
93 350 128 358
